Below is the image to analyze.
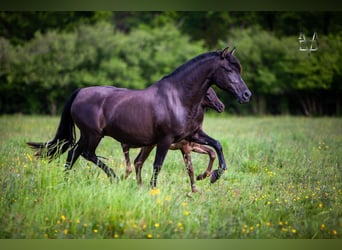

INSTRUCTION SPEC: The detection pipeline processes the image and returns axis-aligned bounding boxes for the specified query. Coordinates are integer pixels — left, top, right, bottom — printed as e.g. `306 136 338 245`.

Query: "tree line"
0 11 341 115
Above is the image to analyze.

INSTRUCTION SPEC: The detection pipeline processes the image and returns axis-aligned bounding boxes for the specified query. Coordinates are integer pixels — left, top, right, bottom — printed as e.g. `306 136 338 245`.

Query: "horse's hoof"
210 170 220 183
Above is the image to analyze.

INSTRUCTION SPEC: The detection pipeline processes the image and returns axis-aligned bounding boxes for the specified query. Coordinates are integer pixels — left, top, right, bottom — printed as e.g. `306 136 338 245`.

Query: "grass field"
0 115 341 239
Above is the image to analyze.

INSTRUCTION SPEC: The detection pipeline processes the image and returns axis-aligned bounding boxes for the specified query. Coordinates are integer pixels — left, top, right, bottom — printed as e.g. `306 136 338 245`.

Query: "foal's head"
212 47 252 104
202 87 225 113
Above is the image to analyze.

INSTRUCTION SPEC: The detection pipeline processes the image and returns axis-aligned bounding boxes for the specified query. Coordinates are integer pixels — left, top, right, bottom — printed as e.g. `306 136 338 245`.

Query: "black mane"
161 51 219 80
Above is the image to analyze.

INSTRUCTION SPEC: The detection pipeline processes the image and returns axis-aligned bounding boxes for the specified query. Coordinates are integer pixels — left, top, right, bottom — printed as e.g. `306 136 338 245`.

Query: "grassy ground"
0 115 341 239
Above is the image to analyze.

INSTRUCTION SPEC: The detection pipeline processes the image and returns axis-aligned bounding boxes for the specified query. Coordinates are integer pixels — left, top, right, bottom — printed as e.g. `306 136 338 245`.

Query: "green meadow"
0 115 341 239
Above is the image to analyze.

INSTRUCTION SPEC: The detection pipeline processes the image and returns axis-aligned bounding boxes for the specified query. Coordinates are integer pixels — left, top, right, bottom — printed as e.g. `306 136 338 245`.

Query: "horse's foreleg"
134 145 154 186
190 130 226 183
150 141 171 189
191 144 216 181
121 143 132 179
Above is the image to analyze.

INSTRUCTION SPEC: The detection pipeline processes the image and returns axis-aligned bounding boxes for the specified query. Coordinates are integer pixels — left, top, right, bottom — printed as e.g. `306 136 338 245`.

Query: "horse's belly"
104 118 157 146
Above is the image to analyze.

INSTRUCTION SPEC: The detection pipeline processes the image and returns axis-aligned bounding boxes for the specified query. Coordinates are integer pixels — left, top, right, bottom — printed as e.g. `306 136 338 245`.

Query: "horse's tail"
27 89 81 160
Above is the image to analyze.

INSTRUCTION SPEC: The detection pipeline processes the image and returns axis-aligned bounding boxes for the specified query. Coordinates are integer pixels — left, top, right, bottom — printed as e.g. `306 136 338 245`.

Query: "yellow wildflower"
149 188 160 196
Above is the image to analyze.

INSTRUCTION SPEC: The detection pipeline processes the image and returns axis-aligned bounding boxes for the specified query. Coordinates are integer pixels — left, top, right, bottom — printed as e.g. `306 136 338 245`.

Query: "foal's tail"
27 89 81 160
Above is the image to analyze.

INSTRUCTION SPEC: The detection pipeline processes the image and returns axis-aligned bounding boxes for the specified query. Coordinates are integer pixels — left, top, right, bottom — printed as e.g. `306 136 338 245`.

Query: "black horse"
121 87 225 192
27 47 251 189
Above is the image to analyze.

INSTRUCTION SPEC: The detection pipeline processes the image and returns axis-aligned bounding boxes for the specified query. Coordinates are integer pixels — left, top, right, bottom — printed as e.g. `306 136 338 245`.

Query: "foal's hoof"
196 172 210 181
196 174 204 181
210 170 220 183
191 186 199 193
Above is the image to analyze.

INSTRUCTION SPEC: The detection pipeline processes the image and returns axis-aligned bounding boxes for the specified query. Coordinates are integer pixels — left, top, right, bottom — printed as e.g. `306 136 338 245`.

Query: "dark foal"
27 47 251 190
122 87 225 192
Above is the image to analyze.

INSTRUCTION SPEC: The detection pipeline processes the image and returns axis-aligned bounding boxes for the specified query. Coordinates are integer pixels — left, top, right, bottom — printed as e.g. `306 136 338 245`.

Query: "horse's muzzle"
239 89 252 104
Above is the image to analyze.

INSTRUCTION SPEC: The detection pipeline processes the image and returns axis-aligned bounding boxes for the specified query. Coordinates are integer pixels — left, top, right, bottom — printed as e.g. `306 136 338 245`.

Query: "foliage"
0 12 113 45
0 115 341 238
221 28 342 115
0 21 204 114
0 12 342 115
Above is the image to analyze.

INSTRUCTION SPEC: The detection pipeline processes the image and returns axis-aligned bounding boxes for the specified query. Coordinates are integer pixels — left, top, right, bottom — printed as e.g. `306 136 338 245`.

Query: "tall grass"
0 115 341 238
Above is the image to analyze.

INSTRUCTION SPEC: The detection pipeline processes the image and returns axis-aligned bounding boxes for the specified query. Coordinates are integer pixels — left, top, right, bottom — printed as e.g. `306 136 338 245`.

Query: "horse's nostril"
244 90 251 99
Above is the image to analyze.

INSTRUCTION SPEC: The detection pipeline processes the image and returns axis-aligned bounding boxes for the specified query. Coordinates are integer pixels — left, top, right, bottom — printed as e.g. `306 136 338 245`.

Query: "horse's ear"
220 46 229 59
230 47 236 55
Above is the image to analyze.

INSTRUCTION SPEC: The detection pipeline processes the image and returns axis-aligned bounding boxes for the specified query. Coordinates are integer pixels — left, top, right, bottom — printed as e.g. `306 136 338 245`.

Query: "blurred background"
0 11 341 116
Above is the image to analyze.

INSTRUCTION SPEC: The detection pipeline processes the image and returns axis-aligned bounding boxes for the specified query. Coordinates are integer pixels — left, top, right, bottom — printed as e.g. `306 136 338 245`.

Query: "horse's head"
202 87 225 113
212 47 252 104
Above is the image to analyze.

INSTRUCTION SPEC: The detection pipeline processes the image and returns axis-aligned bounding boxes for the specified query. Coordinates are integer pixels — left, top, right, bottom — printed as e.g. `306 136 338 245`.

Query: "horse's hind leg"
64 139 85 179
81 134 117 181
84 153 117 181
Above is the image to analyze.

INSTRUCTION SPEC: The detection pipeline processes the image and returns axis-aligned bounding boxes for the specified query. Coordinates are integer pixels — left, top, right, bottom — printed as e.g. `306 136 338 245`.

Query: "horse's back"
70 86 160 145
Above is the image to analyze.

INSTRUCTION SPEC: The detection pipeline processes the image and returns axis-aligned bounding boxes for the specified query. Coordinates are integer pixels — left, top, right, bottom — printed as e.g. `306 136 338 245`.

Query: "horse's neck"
171 57 217 105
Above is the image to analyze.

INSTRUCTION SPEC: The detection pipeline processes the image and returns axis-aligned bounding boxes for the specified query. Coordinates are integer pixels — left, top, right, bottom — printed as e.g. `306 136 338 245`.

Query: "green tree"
1 21 204 114
282 33 342 115
0 11 113 45
223 28 287 114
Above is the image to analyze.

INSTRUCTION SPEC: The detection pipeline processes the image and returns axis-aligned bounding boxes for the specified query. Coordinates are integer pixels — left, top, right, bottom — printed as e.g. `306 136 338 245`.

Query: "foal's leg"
191 144 216 181
121 143 132 178
133 145 154 186
190 130 226 183
180 146 198 193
